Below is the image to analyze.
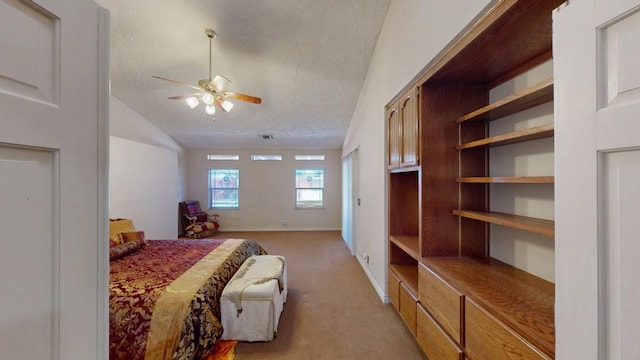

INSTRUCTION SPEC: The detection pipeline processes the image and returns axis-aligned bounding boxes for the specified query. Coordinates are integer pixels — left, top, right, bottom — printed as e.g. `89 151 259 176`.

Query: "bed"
109 238 265 360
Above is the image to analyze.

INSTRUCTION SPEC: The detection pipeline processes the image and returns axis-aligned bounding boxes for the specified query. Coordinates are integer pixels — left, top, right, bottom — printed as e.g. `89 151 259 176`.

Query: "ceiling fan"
153 28 262 120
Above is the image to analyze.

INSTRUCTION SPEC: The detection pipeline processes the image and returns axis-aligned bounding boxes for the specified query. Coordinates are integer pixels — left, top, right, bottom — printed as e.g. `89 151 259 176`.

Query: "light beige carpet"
211 231 426 360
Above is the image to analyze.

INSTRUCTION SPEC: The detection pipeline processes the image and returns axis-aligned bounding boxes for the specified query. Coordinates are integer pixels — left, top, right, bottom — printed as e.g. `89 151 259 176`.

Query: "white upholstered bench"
220 255 287 342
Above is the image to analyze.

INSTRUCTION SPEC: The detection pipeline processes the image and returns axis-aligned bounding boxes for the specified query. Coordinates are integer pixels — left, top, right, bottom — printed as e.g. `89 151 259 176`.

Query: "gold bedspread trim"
144 239 244 360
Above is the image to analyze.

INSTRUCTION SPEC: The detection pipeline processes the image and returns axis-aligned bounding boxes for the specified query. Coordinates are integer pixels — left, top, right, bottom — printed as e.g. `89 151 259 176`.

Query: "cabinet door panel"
400 87 419 167
399 282 417 335
388 270 401 311
387 103 401 168
419 264 463 344
465 298 551 360
417 303 464 360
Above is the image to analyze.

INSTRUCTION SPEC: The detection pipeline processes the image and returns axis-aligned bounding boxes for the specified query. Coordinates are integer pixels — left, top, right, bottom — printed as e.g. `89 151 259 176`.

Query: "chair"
179 201 220 238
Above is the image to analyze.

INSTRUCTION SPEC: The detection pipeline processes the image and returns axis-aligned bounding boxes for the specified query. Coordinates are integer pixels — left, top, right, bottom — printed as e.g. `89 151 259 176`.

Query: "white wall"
110 136 178 238
343 0 492 300
489 61 555 282
186 149 342 231
109 96 186 238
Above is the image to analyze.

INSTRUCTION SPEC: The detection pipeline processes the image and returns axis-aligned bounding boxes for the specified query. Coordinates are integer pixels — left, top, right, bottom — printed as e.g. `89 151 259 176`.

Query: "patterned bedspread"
109 238 265 360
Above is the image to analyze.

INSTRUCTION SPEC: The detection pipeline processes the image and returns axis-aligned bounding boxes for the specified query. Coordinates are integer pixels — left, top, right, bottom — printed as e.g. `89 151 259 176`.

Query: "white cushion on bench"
220 255 287 341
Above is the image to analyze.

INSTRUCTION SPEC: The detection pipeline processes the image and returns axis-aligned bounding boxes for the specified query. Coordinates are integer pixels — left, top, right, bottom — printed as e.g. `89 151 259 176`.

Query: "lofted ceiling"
96 0 390 150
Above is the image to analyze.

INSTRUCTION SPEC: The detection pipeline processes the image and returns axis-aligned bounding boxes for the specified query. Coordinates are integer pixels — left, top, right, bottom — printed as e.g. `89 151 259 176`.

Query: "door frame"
342 147 359 255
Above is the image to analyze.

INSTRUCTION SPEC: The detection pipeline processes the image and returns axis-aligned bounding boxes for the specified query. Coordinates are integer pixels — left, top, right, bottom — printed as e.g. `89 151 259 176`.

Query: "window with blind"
295 169 324 208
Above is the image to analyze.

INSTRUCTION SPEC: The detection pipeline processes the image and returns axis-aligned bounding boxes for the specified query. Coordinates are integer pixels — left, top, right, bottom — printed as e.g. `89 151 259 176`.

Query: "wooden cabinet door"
465 298 551 360
387 102 401 168
417 303 464 360
400 86 419 167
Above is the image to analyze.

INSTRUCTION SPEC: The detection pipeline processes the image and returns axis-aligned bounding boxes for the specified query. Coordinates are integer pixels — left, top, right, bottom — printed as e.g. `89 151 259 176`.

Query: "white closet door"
554 1 640 359
0 0 109 358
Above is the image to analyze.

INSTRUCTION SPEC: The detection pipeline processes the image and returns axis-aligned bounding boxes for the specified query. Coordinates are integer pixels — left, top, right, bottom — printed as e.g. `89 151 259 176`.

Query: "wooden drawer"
417 303 464 360
388 269 400 311
465 298 551 360
419 263 463 344
399 282 417 335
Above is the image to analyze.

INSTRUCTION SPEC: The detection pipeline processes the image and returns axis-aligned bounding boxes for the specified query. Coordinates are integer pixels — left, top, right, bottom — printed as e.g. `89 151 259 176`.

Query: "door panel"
0 0 58 104
602 150 640 359
387 104 401 168
596 5 640 359
400 87 419 167
554 0 640 359
597 7 640 150
0 0 108 358
0 146 57 359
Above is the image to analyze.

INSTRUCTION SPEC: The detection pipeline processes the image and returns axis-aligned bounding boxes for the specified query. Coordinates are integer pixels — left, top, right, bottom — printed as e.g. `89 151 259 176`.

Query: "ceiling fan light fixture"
202 93 214 105
221 99 234 112
185 96 199 109
154 28 261 121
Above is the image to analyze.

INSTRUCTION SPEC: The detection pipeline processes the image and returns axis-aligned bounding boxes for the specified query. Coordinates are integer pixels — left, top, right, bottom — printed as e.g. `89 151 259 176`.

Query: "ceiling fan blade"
209 75 232 92
167 93 203 100
224 91 262 104
152 75 201 91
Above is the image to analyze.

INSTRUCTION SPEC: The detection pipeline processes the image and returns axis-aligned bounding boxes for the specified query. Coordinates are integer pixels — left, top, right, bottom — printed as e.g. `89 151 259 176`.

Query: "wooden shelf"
457 123 554 150
389 264 419 295
390 235 420 261
421 257 555 358
453 210 554 237
457 176 554 184
457 78 553 123
389 165 420 174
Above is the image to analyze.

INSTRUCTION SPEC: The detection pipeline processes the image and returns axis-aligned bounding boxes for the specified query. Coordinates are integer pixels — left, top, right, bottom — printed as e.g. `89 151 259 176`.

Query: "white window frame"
295 169 324 209
208 169 239 209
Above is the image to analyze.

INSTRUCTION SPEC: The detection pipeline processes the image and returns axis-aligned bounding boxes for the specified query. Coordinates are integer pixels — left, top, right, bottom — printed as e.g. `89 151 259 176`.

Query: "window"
207 154 239 160
208 169 239 209
295 169 324 208
295 154 325 161
251 154 282 161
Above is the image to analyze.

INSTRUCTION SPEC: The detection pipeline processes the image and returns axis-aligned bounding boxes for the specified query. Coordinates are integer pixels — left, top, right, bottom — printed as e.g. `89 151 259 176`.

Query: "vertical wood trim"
96 7 110 359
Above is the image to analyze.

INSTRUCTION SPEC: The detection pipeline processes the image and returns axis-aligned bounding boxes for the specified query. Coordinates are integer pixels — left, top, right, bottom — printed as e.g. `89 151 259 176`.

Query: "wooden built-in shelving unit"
386 0 562 358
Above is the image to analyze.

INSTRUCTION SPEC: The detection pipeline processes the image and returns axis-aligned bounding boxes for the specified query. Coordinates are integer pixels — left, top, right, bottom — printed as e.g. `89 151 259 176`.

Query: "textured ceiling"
96 0 390 150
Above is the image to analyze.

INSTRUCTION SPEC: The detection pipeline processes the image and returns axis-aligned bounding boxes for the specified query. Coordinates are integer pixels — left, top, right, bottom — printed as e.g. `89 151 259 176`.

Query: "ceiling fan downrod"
205 28 216 81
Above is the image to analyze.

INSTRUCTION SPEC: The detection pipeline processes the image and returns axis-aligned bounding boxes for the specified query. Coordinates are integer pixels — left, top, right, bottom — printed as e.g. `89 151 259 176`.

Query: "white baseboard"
219 227 341 232
356 255 388 303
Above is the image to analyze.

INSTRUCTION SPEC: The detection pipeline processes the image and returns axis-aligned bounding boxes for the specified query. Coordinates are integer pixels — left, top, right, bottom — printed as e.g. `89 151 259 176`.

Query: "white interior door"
341 154 353 253
341 150 358 255
554 1 640 359
0 0 109 359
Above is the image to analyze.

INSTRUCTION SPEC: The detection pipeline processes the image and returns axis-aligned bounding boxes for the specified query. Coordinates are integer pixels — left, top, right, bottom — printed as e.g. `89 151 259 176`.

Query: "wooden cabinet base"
417 303 464 360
